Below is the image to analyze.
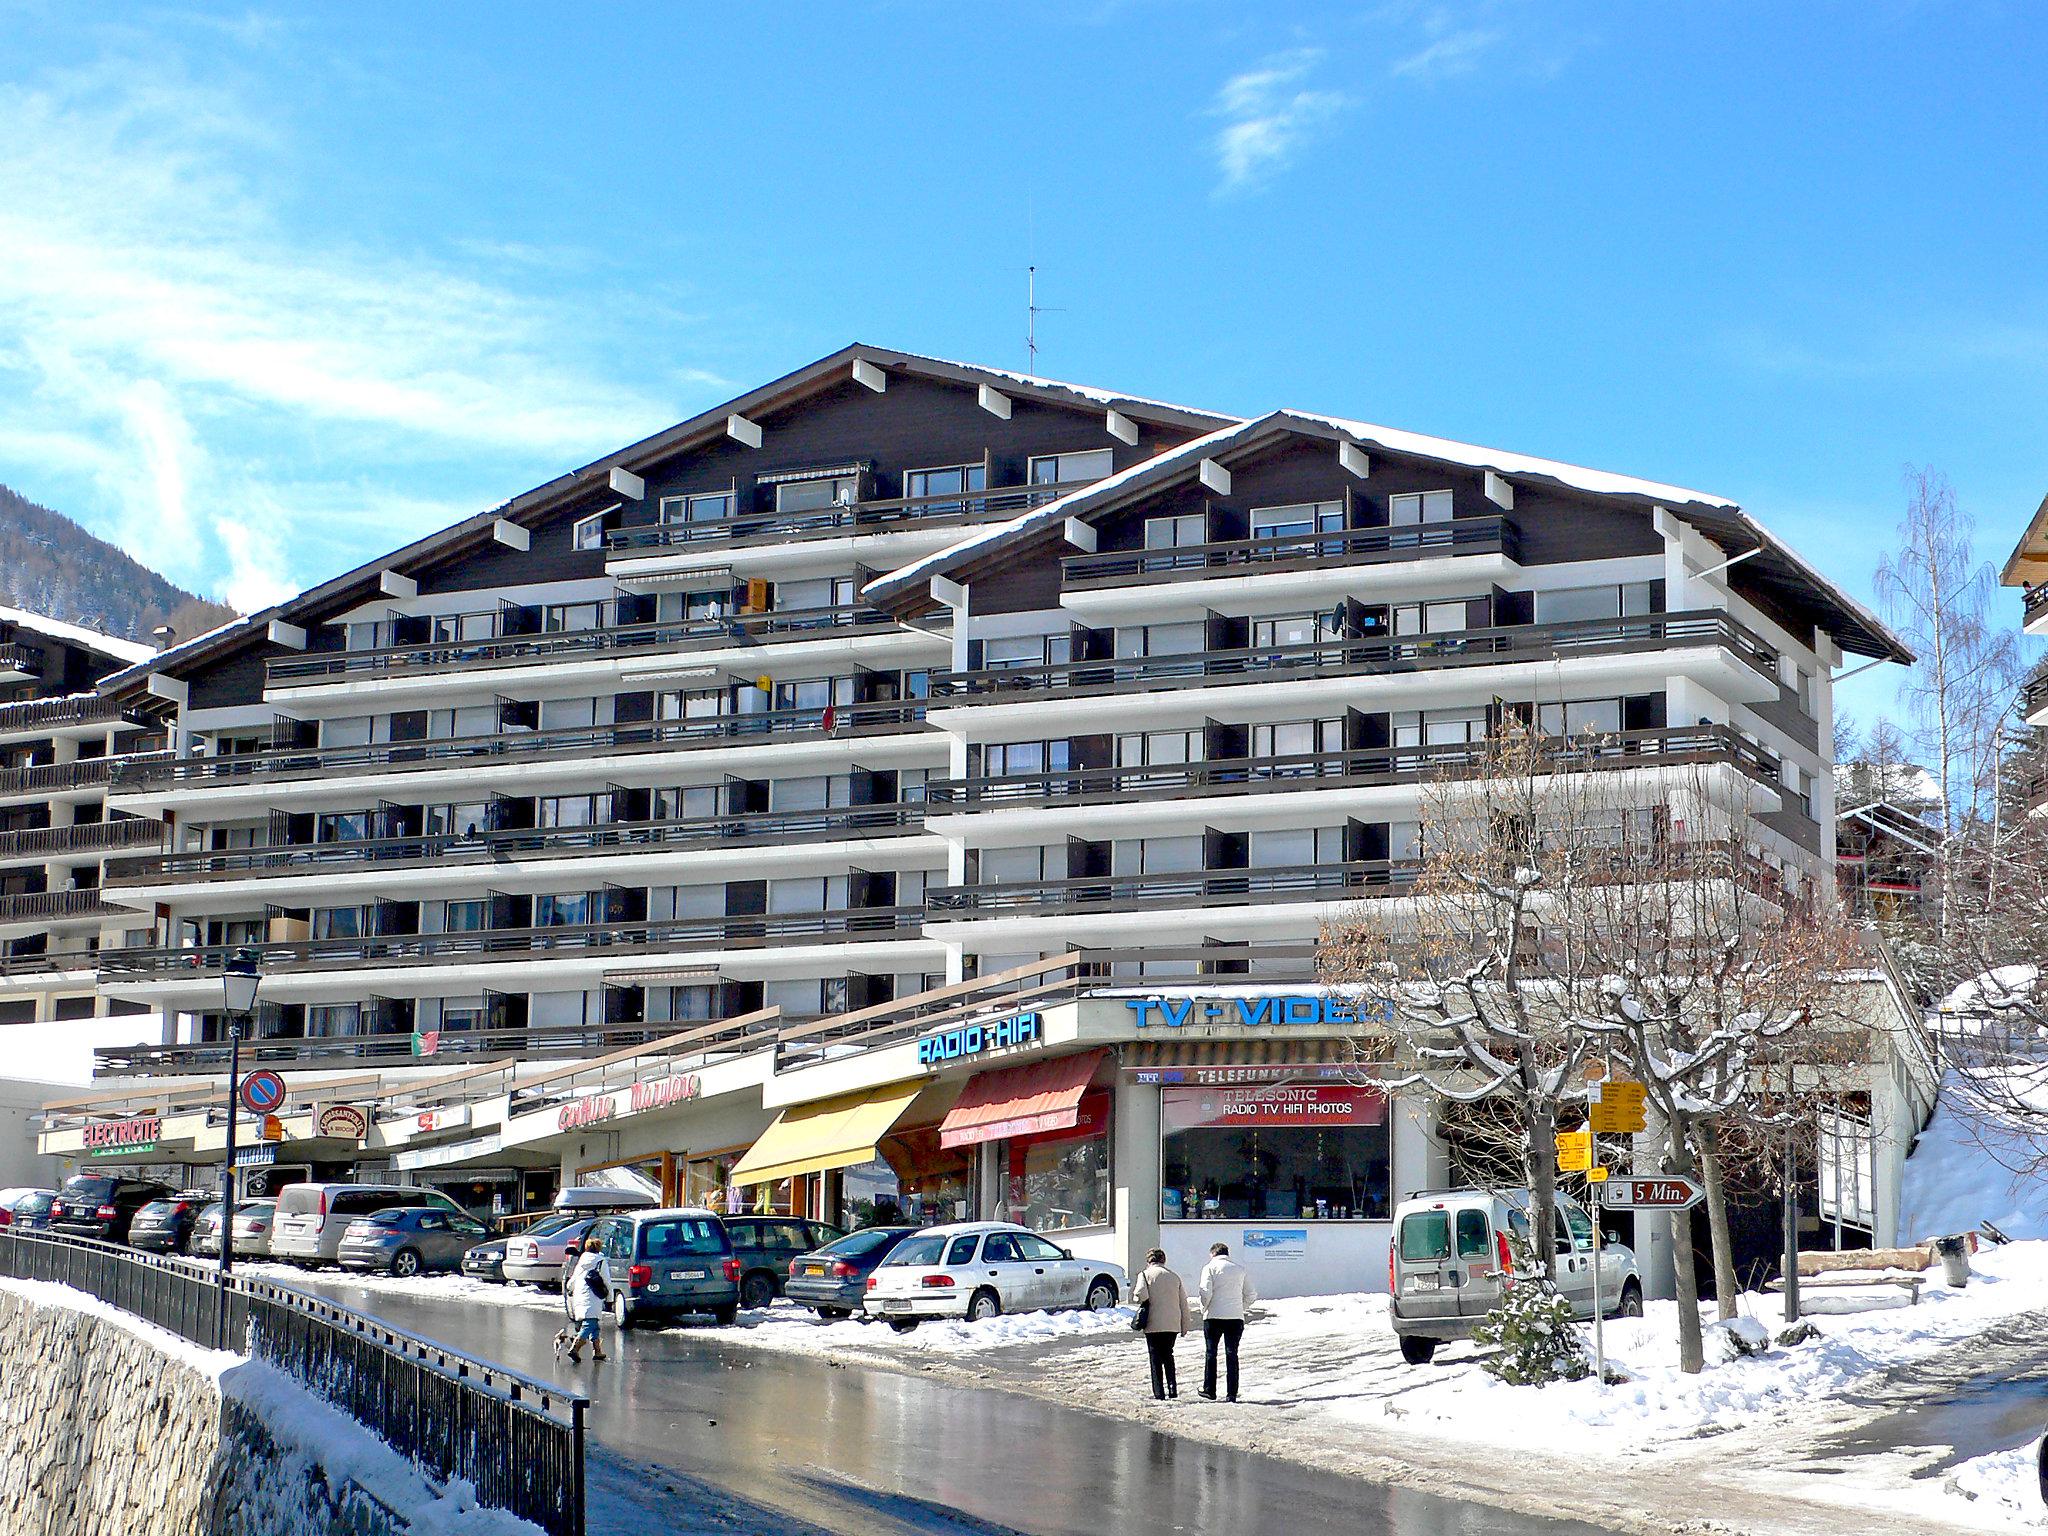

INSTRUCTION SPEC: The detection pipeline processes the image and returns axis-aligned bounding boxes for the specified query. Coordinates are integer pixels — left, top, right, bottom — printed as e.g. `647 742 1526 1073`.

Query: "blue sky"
1 3 2043 724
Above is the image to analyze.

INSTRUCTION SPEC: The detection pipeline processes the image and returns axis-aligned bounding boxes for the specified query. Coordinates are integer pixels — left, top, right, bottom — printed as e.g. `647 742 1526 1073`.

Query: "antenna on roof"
1025 265 1065 377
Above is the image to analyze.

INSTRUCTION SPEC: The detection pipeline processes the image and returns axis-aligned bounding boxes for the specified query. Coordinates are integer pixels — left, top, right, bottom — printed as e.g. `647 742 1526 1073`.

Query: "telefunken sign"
556 1073 702 1133
917 1011 1040 1067
1123 994 1393 1030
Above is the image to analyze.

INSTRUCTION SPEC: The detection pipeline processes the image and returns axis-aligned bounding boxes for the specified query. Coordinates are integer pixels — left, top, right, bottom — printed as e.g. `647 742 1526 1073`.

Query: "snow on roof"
96 610 258 692
1834 761 1943 806
0 605 155 668
1939 965 2040 1016
884 347 1237 425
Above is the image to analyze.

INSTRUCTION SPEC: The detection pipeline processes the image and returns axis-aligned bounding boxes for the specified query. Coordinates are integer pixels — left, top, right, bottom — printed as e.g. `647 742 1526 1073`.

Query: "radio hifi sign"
1160 1083 1386 1131
1122 994 1394 1030
316 1104 370 1141
556 1072 701 1134
83 1115 161 1158
917 1011 1040 1067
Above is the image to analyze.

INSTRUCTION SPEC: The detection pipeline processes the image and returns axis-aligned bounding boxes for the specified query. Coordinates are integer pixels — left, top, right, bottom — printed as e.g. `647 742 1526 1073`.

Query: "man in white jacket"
1197 1241 1256 1402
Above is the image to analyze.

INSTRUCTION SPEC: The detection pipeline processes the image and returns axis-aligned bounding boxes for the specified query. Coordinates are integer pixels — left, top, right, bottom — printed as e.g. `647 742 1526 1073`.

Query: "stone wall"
0 1283 478 1536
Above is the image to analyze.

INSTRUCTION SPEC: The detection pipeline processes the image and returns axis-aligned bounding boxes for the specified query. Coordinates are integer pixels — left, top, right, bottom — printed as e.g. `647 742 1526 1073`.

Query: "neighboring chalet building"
2003 492 2048 812
39 345 1926 1294
0 608 169 1045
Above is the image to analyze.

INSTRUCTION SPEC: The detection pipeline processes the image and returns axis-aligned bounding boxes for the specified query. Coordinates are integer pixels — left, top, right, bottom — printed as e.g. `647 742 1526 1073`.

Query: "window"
1251 718 1344 773
1160 1085 1391 1221
1111 835 1204 875
571 513 606 551
640 1217 728 1259
1389 490 1454 526
1247 826 1343 867
1795 667 1816 718
1251 613 1336 655
979 846 1056 883
536 893 594 927
1399 1210 1449 1260
1535 699 1623 738
1393 600 1470 637
981 1233 1024 1263
982 634 1054 670
1455 1208 1492 1261
775 476 858 515
308 1003 361 1038
1250 501 1343 540
1534 584 1658 625
999 1089 1114 1236
981 739 1071 777
1392 708 1488 749
1114 622 1206 659
426 802 493 838
316 811 371 843
1029 448 1114 487
659 491 734 525
539 795 602 829
544 602 602 633
311 907 366 940
1143 514 1206 553
1116 730 1202 769
905 464 986 513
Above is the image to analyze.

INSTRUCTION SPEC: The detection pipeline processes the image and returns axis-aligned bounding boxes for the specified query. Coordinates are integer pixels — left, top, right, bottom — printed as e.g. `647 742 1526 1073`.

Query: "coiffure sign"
83 1115 161 1157
555 1072 702 1134
917 1011 1040 1067
1122 994 1393 1030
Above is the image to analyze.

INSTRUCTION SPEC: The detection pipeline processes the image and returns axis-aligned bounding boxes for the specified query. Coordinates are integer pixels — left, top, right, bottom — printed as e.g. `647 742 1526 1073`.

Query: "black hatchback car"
127 1190 214 1254
49 1174 174 1243
783 1225 917 1318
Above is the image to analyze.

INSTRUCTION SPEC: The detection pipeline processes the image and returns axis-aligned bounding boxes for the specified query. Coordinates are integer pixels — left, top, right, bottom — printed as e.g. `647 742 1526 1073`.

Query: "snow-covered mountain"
0 482 235 646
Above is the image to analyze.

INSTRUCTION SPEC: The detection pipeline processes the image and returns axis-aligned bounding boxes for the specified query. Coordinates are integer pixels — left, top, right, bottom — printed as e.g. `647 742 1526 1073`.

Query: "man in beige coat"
1133 1247 1194 1399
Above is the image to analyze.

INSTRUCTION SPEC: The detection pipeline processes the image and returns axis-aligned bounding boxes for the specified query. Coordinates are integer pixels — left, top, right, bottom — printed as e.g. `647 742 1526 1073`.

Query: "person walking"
1132 1248 1192 1400
1197 1241 1256 1402
564 1235 610 1363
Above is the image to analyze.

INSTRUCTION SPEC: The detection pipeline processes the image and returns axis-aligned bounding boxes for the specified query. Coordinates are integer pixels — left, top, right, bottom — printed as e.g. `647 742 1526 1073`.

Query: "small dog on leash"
551 1329 574 1360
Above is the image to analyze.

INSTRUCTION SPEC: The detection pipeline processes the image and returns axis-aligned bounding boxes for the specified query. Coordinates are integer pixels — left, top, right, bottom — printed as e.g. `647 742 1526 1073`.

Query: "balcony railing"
111 703 929 791
0 888 125 924
1063 515 1518 587
0 819 165 861
606 482 1073 554
0 695 153 736
0 643 42 677
2023 670 2048 722
929 860 1414 917
931 611 1781 705
265 603 898 689
97 904 929 980
106 802 926 886
925 726 1780 811
2025 584 2048 631
0 753 171 798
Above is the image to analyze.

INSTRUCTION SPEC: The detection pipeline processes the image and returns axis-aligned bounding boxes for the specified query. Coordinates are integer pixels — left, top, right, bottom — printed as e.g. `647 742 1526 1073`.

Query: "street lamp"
217 947 261 1344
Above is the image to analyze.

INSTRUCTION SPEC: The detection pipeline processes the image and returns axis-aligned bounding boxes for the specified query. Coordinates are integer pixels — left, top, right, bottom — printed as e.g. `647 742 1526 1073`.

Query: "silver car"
501 1214 594 1288
1388 1188 1642 1364
336 1206 492 1277
193 1199 278 1258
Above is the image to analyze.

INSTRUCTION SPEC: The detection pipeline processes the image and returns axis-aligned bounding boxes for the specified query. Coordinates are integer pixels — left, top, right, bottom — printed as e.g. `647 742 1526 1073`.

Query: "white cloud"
0 42 708 610
1208 49 1351 196
1390 27 1505 81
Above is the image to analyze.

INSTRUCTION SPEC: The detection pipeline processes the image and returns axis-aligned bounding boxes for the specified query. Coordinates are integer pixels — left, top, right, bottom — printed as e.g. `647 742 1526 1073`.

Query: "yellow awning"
727 1080 924 1187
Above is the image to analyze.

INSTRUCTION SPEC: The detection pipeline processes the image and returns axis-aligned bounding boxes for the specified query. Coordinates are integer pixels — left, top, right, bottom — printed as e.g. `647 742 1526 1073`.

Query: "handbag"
1130 1298 1150 1332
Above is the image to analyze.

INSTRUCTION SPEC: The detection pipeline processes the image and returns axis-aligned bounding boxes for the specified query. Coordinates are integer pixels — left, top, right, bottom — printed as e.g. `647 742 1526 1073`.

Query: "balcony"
606 482 1070 555
264 603 899 690
2023 670 2048 725
929 611 1781 705
0 888 125 924
929 860 1411 917
1062 516 1518 588
0 819 166 861
2025 583 2048 636
924 726 1780 812
106 802 926 887
0 643 42 679
0 753 172 798
0 695 153 737
97 904 929 981
111 703 930 792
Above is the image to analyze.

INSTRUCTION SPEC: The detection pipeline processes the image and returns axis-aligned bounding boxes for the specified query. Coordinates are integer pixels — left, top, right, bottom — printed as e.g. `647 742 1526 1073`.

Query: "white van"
270 1183 470 1266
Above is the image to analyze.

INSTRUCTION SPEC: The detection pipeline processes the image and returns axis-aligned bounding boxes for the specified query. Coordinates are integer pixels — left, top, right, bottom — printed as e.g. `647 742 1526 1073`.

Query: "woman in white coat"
564 1236 609 1363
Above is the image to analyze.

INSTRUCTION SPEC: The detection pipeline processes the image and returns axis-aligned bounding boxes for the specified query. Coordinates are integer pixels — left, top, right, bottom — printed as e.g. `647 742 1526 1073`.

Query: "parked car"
724 1215 846 1311
337 1206 493 1277
784 1225 917 1319
462 1237 510 1283
501 1214 595 1288
48 1174 173 1243
587 1208 741 1328
7 1190 55 1231
1387 1188 1643 1364
128 1191 216 1254
191 1199 277 1259
863 1222 1124 1332
269 1183 471 1266
0 1186 44 1226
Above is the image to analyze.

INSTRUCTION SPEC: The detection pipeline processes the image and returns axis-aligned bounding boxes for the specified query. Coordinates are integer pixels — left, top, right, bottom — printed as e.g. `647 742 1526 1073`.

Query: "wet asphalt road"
289 1275 1625 1536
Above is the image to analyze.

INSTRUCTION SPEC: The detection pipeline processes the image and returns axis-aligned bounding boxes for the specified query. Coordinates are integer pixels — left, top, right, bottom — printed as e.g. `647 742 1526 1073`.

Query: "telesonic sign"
917 1011 1040 1067
1122 994 1393 1030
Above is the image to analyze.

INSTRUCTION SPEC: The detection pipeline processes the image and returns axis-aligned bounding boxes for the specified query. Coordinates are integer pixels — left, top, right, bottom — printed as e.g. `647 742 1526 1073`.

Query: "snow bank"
722 1298 1140 1359
1944 1440 2047 1529
0 1276 239 1380
1898 1075 2048 1242
241 1263 567 1314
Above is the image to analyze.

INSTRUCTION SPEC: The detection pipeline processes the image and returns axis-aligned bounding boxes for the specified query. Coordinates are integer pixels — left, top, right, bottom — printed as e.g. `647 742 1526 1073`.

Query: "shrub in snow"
1471 1238 1590 1387
1702 1316 1771 1365
1774 1320 1822 1348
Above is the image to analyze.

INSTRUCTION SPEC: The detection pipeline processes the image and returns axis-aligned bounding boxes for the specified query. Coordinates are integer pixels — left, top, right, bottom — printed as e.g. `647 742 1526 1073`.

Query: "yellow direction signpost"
1591 1080 1648 1135
1555 1128 1592 1172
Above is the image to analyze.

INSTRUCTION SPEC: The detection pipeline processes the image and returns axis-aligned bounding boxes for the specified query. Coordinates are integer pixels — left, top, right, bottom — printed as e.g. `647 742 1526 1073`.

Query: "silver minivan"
1388 1188 1642 1364
270 1182 470 1266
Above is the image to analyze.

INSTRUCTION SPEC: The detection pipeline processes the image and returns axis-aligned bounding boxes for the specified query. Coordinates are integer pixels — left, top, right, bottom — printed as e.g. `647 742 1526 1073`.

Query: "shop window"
1160 1083 1392 1221
998 1090 1111 1231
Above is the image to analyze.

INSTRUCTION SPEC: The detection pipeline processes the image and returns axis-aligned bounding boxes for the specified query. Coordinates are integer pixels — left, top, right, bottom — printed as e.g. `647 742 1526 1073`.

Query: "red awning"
939 1049 1108 1150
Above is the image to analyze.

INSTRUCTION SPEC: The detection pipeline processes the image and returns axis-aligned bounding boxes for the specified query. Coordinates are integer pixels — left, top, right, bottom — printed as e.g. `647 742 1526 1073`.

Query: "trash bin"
1933 1233 1970 1288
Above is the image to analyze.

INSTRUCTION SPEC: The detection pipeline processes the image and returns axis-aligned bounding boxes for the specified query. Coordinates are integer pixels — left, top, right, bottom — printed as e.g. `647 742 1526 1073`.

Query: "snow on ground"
1943 1440 2048 1529
721 1296 1140 1359
1899 1073 2048 1242
239 1262 569 1313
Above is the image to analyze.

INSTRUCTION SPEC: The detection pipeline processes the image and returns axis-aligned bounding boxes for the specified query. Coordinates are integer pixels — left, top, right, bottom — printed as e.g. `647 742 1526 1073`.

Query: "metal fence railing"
0 1229 585 1536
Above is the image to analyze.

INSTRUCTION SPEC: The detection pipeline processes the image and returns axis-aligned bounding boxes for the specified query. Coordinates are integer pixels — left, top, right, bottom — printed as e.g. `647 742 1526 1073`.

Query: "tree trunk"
1698 1121 1740 1321
1666 1127 1705 1374
1528 1101 1560 1282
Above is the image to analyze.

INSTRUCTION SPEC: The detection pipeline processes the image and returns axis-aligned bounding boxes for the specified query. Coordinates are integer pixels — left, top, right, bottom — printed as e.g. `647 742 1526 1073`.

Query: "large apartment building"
42 345 1923 1293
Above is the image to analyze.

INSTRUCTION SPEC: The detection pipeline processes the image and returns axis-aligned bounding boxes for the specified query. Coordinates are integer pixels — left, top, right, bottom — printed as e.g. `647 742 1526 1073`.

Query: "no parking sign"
239 1070 287 1116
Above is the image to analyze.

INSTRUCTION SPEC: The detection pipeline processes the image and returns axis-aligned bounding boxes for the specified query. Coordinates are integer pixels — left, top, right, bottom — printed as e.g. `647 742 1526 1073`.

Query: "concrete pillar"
1112 1082 1160 1277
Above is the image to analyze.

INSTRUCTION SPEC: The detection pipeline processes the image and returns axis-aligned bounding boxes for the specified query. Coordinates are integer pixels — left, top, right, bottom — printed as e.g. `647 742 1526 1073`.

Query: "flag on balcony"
411 1030 440 1058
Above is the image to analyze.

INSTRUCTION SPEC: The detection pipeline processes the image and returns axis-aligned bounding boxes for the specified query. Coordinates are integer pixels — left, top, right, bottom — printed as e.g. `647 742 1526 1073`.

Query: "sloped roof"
0 605 155 669
863 408 1912 665
99 344 1236 693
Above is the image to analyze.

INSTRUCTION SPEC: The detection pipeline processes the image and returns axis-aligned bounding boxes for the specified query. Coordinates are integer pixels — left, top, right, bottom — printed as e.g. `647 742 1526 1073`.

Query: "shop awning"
939 1049 1107 1150
727 1080 924 1188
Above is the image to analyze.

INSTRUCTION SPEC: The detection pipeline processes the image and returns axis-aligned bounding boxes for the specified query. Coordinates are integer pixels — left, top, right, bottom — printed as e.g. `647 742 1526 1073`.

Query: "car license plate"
1407 1274 1440 1291
881 1298 910 1313
668 1268 706 1281
802 1263 825 1275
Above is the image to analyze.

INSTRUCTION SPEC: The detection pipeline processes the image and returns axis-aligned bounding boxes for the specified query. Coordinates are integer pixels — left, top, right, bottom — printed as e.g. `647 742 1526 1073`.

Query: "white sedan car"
863 1221 1125 1332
